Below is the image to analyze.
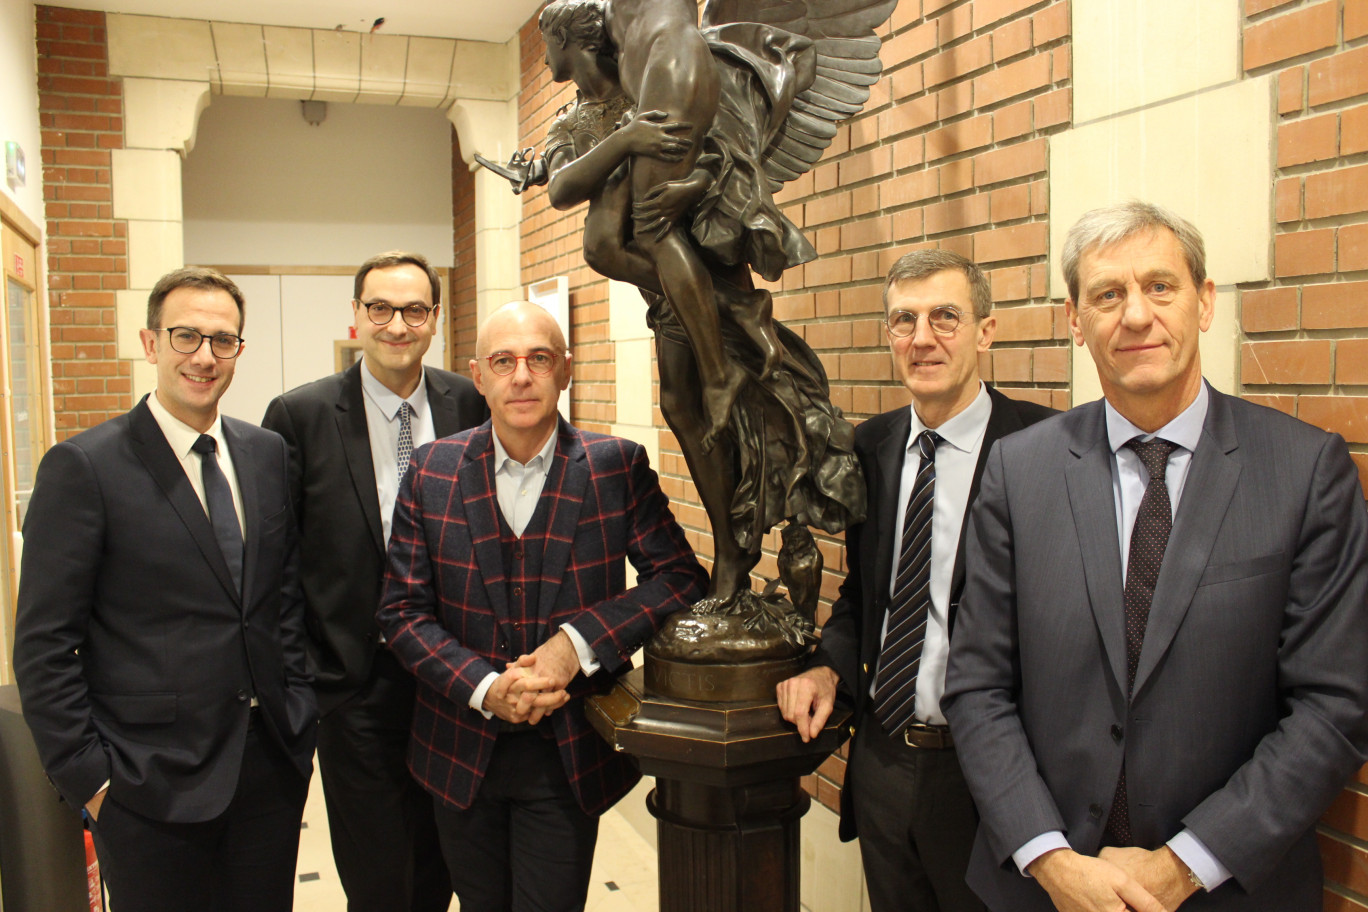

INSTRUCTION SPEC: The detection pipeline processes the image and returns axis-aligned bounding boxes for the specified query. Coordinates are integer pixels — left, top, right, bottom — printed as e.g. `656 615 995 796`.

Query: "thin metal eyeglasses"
884 305 967 338
358 300 435 327
484 351 559 376
158 327 244 359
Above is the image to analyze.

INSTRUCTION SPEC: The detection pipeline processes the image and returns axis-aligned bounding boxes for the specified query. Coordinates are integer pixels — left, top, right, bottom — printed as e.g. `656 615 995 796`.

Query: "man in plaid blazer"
377 300 706 912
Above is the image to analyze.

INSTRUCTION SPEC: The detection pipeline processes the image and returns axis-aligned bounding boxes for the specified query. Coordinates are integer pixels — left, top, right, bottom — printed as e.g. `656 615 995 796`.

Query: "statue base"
587 667 850 912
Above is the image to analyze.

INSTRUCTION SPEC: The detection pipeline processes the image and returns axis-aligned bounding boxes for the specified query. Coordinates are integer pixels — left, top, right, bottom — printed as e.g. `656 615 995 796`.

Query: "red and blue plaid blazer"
377 419 706 815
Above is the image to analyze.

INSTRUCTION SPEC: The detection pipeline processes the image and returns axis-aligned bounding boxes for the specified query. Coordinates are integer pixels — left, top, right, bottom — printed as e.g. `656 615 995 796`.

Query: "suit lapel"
1064 403 1128 694
426 370 462 439
336 364 385 554
128 399 240 602
871 408 911 605
1131 389 1240 698
537 422 588 622
457 426 509 619
222 419 256 605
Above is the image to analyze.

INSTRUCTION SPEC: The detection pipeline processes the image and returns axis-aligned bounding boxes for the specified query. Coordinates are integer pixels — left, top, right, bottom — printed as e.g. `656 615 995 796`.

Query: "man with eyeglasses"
15 267 317 911
260 251 486 912
377 300 705 912
776 250 1055 912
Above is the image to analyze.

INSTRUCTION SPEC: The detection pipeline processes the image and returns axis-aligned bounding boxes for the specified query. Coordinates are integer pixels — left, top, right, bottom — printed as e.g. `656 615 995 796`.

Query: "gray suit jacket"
943 386 1368 911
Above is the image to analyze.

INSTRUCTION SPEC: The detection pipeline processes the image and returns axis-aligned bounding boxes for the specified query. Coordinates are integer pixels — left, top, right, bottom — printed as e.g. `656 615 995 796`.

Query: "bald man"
377 302 706 912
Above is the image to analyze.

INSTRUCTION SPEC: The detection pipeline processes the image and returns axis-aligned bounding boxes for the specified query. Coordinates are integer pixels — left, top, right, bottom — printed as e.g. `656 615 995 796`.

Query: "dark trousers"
849 720 986 912
87 714 308 912
431 731 599 912
317 649 452 912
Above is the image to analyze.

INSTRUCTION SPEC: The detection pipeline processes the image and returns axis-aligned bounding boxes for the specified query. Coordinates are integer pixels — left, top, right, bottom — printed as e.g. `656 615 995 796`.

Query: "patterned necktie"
396 402 414 471
191 434 243 594
872 430 940 736
1105 436 1179 845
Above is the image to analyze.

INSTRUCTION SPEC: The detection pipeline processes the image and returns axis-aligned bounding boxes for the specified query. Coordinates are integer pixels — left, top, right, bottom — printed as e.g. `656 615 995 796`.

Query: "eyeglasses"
158 327 244 359
358 300 435 327
884 305 967 338
484 351 559 376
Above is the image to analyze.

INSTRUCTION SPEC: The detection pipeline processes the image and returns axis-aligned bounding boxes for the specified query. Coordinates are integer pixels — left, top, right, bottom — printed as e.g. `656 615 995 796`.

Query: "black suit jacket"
811 385 1056 840
261 362 487 713
13 397 316 823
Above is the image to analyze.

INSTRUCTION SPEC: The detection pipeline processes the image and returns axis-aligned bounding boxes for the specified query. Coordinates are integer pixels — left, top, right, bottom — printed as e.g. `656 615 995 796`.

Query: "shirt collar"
1104 381 1209 455
907 381 992 455
492 425 558 475
146 390 226 460
360 358 428 421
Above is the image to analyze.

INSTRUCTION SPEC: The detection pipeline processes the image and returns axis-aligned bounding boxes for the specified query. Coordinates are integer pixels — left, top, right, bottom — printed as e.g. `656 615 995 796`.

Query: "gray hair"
1062 201 1206 302
882 249 992 319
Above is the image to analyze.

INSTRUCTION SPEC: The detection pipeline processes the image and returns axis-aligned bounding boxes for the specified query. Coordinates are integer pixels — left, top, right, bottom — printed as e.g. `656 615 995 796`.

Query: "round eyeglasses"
884 305 967 338
158 327 244 359
484 351 559 376
359 300 435 327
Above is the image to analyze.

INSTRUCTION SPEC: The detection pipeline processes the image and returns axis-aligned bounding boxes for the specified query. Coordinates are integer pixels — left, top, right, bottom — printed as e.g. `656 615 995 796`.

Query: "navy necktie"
191 434 243 594
1105 436 1178 845
872 430 940 735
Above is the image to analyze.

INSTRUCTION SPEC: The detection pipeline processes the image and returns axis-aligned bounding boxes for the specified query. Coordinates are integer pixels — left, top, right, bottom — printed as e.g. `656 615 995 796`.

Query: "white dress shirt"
146 391 244 538
874 382 992 726
1013 383 1231 891
468 428 600 717
360 360 436 546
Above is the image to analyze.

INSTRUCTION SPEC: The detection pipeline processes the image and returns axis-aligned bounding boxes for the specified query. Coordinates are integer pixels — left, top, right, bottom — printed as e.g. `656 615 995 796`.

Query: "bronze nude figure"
478 0 896 674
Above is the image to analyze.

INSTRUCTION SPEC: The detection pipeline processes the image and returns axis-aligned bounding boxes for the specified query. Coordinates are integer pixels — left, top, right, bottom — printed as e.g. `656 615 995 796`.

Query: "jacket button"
513 587 523 596
862 663 869 674
1110 724 1123 742
1089 803 1103 820
848 725 856 736
236 690 248 702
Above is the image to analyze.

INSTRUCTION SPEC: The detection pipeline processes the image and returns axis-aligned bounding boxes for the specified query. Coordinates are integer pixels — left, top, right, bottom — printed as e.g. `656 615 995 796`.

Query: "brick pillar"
36 5 130 441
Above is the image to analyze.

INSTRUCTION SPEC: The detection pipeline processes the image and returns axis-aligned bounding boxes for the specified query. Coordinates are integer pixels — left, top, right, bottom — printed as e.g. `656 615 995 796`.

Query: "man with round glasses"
378 300 705 912
16 267 317 910
777 250 1056 912
262 251 486 912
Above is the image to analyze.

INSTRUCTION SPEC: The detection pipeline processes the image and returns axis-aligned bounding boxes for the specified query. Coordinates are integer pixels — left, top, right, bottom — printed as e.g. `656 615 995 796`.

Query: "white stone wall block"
608 279 654 343
126 220 184 292
212 22 269 97
107 14 215 82
111 149 182 222
401 37 458 107
312 30 361 102
123 79 211 155
262 26 314 98
612 337 654 427
1073 0 1241 124
473 168 523 232
448 98 519 167
448 38 520 103
359 33 409 104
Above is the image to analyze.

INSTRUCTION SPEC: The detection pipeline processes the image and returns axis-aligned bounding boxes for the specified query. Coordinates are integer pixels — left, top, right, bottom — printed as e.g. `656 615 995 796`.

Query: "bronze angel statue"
479 0 896 667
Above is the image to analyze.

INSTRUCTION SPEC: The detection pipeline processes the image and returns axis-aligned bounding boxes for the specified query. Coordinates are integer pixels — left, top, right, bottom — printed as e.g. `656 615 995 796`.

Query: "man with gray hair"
777 250 1055 911
943 201 1368 911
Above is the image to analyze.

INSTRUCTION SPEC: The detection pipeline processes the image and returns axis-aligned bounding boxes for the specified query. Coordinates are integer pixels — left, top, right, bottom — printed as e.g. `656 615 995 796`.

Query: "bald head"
476 301 567 359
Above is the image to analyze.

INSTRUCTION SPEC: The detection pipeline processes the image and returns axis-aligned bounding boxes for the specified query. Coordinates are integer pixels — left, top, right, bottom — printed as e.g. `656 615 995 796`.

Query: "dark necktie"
1105 436 1178 845
191 434 243 595
872 430 940 735
397 402 414 470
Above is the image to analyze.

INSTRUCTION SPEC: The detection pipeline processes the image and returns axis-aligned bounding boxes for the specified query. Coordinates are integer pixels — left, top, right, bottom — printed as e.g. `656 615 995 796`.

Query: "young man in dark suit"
261 251 486 912
15 267 317 912
378 300 706 912
943 201 1368 911
776 250 1056 912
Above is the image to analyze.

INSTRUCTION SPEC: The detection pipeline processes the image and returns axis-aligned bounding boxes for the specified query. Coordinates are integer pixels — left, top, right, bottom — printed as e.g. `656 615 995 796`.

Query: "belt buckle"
902 722 952 750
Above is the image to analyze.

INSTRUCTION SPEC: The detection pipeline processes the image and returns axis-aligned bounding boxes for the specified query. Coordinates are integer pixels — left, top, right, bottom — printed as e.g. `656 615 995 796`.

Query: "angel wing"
702 0 898 191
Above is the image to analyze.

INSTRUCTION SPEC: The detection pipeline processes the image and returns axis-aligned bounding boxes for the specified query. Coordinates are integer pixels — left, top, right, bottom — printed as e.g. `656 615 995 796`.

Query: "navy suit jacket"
262 362 487 713
14 397 316 823
944 387 1368 911
377 419 706 815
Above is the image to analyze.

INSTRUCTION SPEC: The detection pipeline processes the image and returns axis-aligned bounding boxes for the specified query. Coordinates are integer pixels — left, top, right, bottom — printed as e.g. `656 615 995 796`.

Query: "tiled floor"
291 761 661 911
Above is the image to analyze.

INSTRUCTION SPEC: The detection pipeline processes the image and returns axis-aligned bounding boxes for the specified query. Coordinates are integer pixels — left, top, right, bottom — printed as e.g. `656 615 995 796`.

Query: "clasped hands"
481 630 581 725
1029 846 1200 912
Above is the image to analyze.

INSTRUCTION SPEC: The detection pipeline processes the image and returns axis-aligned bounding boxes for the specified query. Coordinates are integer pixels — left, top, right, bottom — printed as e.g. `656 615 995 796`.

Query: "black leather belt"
902 721 954 750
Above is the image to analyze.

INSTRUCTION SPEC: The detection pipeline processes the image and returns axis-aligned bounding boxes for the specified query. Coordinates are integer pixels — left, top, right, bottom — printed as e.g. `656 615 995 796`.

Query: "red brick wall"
451 126 478 370
1241 2 1368 907
35 5 130 441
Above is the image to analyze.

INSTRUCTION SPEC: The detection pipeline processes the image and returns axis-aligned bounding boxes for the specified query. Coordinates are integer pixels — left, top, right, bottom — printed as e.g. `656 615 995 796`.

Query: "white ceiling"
48 0 545 44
